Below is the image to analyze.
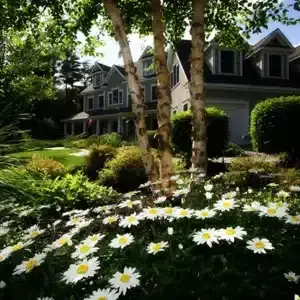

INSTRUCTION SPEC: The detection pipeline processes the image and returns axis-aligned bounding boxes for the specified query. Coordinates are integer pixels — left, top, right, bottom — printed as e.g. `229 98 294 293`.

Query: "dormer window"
219 50 236 75
94 73 104 87
143 58 155 76
268 54 282 77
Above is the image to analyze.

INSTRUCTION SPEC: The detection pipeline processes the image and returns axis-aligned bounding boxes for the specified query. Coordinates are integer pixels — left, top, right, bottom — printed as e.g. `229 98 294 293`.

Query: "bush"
224 143 245 157
172 108 229 164
86 145 117 180
26 155 66 178
99 132 122 147
250 96 300 160
147 130 159 149
99 146 147 192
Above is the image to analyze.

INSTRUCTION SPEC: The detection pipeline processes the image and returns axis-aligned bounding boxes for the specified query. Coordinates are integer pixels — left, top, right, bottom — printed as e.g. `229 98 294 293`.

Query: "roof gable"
290 45 300 62
90 62 110 74
138 46 153 60
103 65 126 84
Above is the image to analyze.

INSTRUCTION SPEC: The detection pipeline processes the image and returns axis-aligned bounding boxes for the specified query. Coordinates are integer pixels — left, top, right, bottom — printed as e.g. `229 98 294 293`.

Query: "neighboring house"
167 28 300 145
62 46 158 138
62 28 300 145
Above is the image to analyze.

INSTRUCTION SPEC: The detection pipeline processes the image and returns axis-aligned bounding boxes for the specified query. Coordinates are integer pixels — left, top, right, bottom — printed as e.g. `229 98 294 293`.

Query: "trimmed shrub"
99 146 147 192
147 130 159 149
172 108 229 164
26 155 66 178
86 145 117 180
99 132 122 147
224 143 245 157
250 96 300 159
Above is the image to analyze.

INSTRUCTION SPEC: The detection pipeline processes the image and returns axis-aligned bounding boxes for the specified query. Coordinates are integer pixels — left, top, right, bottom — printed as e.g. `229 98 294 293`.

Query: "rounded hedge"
171 107 229 164
250 96 300 157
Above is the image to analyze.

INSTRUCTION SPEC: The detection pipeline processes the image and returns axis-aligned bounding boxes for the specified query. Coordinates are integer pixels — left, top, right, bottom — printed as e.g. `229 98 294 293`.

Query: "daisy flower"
268 182 278 187
71 241 98 259
0 251 11 263
173 188 190 197
243 201 261 212
74 209 90 217
62 257 100 284
109 267 141 295
276 190 290 198
139 181 151 188
75 219 93 229
147 241 169 255
119 213 140 228
62 210 78 217
176 179 184 185
222 191 237 199
205 192 213 199
174 208 193 219
0 220 14 228
123 191 139 198
161 207 176 219
23 225 45 240
285 215 300 225
142 207 161 220
259 204 287 218
8 240 34 253
13 253 46 275
84 234 106 245
53 234 73 248
290 185 300 192
103 215 119 225
53 220 62 227
192 228 219 247
214 199 237 212
218 226 247 243
284 271 299 283
19 208 34 217
154 196 167 204
84 288 119 300
0 281 5 289
194 208 216 219
246 238 274 254
109 233 134 249
0 227 9 237
66 217 84 227
204 184 213 191
93 205 112 214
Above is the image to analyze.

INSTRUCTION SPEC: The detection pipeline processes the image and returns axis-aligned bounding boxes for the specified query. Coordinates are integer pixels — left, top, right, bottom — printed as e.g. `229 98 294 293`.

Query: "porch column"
64 123 68 137
96 120 100 135
107 120 112 133
71 122 75 136
83 121 87 134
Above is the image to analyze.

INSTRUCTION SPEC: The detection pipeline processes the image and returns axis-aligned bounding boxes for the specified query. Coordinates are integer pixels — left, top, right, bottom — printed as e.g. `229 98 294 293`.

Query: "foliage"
147 130 159 149
99 133 123 148
86 145 117 180
99 146 147 192
25 155 66 178
250 96 300 161
0 174 300 299
172 108 229 164
224 143 245 157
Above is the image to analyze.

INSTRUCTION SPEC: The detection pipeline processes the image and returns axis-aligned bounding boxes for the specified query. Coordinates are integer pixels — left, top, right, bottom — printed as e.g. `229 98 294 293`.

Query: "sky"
80 0 300 67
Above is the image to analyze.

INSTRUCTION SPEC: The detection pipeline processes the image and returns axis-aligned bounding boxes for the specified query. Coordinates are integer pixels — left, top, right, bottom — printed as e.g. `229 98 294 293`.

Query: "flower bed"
0 175 299 299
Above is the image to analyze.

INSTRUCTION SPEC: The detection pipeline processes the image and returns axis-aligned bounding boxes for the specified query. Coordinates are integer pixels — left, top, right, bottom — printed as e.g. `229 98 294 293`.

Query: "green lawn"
9 148 86 168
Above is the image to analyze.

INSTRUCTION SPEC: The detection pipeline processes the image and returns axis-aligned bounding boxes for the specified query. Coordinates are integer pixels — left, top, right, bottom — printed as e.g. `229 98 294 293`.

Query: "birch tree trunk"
103 0 159 183
189 0 207 176
151 0 174 189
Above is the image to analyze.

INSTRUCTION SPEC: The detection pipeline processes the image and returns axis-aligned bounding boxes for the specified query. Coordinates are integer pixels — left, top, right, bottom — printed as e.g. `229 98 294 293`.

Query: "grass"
9 149 86 168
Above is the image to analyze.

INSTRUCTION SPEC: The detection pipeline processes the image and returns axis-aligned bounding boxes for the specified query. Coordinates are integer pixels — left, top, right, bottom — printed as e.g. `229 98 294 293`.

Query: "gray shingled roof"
61 112 90 122
290 46 300 61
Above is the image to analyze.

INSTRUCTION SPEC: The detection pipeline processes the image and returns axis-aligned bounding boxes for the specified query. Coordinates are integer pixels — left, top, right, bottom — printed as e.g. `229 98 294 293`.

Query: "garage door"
207 100 249 145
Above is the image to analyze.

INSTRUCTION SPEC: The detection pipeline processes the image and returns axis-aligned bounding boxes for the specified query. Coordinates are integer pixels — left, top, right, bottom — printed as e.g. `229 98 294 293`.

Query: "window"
88 97 94 110
171 64 180 88
112 120 118 132
220 50 235 74
94 73 103 87
183 103 188 111
269 54 282 77
143 58 155 76
98 95 104 108
151 85 157 101
109 89 123 105
173 110 177 115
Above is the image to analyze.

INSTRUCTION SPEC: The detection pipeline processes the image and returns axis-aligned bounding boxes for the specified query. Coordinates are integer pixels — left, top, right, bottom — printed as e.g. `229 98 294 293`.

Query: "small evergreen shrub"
172 108 229 164
86 145 117 180
224 143 245 157
250 96 300 160
99 132 122 147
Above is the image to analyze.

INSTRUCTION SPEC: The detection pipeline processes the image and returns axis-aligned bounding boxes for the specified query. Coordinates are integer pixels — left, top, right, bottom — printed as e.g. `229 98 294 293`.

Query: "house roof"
290 45 300 61
115 65 126 76
61 111 90 122
90 62 110 74
174 39 299 87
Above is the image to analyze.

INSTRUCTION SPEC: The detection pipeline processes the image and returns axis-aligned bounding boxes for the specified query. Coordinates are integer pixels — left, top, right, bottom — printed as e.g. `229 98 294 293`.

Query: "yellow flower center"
79 245 91 254
128 216 136 223
223 201 231 208
25 259 37 271
291 216 300 222
180 210 188 217
90 235 98 241
126 201 133 207
202 233 211 240
118 236 128 245
267 208 277 215
120 273 131 283
201 211 209 217
225 228 236 236
31 231 40 238
76 264 89 274
12 244 23 251
164 207 173 214
152 243 162 252
107 217 116 223
255 241 265 249
97 297 108 300
149 208 158 215
72 217 80 223
0 255 4 261
58 237 68 246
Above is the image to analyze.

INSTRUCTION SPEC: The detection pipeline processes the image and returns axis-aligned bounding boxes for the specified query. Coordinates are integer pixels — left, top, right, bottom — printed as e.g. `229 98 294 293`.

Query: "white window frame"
118 90 123 104
218 49 237 75
98 93 104 109
142 58 155 77
108 92 113 106
108 88 123 106
150 84 158 102
267 53 284 79
87 96 94 110
94 73 103 87
171 64 180 90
